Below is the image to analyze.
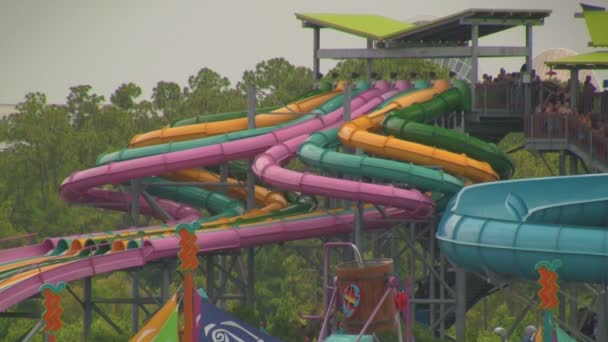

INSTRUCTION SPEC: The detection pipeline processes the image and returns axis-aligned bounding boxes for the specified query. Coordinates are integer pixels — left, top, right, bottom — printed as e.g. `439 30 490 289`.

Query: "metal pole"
161 264 169 302
130 179 142 226
568 284 578 329
141 191 173 222
21 320 44 342
206 256 215 300
570 68 579 112
246 86 256 307
366 39 373 80
525 24 533 114
569 153 578 175
597 286 608 340
342 83 352 212
220 163 229 194
131 271 139 334
247 249 255 306
246 85 256 212
313 26 320 81
84 277 92 341
559 150 567 176
455 267 466 342
470 24 479 111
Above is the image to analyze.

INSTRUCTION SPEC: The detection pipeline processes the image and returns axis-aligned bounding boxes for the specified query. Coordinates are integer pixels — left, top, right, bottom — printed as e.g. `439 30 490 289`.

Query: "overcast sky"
0 0 604 104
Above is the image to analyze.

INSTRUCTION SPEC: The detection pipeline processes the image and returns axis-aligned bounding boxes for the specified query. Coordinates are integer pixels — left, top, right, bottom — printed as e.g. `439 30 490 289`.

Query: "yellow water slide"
338 80 498 183
129 83 345 147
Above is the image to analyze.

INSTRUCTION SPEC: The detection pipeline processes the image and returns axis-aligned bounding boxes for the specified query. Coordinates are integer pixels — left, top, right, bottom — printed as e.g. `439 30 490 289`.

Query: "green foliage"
324 59 449 82
110 82 143 111
239 57 314 107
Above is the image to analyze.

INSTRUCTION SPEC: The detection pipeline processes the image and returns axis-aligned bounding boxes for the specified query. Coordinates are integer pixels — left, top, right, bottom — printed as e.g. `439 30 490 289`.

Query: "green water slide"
382 80 513 179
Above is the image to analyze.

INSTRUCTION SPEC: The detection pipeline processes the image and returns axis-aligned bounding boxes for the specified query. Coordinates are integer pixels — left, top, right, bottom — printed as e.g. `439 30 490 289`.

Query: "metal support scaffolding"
246 84 256 307
83 277 92 341
570 67 580 111
470 24 479 111
598 286 608 341
131 271 140 334
455 268 466 342
524 24 533 114
366 39 373 80
130 179 142 226
313 26 320 80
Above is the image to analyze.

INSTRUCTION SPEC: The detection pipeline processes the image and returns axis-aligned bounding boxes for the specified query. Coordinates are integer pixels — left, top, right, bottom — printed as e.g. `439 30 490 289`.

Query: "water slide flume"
338 80 499 183
0 82 388 292
0 206 410 311
129 82 344 147
55 83 380 245
0 82 375 265
437 174 608 284
253 81 435 218
298 128 464 197
381 81 513 179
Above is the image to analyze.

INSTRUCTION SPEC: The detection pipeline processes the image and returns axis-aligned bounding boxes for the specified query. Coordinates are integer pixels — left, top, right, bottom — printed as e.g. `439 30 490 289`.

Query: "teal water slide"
437 174 608 283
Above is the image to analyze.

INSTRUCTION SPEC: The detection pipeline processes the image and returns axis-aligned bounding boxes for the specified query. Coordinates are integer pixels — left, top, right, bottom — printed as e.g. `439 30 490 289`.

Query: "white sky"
0 0 605 104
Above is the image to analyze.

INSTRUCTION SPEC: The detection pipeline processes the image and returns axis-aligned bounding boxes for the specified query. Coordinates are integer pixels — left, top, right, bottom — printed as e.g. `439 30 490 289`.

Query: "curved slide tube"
338 80 499 183
60 82 392 207
437 174 608 283
0 206 410 311
0 83 378 265
96 81 370 166
129 83 345 147
253 82 435 217
298 128 464 196
381 81 513 179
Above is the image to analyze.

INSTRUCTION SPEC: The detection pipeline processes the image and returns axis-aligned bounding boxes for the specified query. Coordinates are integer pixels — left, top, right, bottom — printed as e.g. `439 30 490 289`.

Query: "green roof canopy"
546 51 608 70
295 13 414 40
296 9 550 43
583 11 608 47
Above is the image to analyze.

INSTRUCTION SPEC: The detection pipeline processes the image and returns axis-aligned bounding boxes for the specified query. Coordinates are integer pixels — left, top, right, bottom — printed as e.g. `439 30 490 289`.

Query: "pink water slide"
0 80 433 311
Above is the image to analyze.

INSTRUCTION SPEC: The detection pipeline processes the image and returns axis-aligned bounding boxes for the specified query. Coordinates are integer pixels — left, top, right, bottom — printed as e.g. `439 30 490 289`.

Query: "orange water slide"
338 80 498 183
129 83 345 148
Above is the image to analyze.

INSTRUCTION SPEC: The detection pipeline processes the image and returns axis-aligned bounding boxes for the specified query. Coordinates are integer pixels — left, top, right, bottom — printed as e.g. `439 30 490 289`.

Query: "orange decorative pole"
535 259 561 342
177 223 199 342
40 282 66 342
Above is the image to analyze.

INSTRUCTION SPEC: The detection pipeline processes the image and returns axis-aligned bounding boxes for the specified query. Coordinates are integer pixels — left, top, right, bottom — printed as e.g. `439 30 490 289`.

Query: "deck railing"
524 112 608 167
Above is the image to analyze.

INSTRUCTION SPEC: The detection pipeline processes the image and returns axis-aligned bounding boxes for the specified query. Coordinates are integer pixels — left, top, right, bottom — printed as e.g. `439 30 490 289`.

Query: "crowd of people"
478 66 607 160
481 67 542 85
533 74 607 141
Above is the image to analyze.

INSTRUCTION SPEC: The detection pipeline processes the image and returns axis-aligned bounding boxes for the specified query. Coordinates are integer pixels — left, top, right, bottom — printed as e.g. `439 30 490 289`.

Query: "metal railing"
524 112 608 167
474 82 557 114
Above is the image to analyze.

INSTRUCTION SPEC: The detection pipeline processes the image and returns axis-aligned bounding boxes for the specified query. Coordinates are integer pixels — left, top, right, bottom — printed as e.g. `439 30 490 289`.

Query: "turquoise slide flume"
437 174 608 283
298 128 464 195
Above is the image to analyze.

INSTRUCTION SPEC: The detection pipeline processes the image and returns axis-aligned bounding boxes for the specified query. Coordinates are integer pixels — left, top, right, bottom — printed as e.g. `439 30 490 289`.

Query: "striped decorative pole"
535 259 561 342
40 282 66 342
176 223 199 342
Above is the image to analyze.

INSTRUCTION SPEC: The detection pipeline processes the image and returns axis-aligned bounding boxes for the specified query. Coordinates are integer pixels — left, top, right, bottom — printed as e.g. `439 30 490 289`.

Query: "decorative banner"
535 260 561 310
342 283 361 319
199 294 283 341
176 223 199 342
535 259 561 342
176 223 199 272
40 282 66 342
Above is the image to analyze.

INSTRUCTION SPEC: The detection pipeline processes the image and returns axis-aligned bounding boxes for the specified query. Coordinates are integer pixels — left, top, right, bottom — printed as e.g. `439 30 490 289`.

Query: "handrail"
524 112 608 168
